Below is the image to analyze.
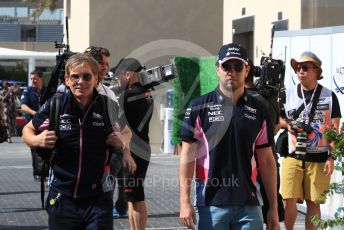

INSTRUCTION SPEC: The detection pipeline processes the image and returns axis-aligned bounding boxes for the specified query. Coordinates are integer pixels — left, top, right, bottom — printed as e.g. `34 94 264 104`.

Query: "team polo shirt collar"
214 86 248 106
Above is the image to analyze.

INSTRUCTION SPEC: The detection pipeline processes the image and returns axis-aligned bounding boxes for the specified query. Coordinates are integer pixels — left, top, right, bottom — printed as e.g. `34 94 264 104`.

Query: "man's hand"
36 130 57 149
122 149 136 174
324 157 334 176
266 208 280 230
179 201 196 229
106 131 124 150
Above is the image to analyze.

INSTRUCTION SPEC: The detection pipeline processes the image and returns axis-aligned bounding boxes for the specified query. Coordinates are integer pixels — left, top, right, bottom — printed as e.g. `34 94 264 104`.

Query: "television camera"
252 56 285 98
252 25 286 99
40 17 76 105
108 63 177 95
250 25 286 118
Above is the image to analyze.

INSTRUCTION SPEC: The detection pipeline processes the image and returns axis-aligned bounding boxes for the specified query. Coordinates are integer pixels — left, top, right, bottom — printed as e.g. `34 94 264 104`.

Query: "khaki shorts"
281 157 330 203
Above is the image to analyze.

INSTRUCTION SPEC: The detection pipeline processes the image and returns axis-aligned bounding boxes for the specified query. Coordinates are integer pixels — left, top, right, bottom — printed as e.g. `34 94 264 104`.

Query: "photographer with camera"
111 57 153 230
281 51 341 230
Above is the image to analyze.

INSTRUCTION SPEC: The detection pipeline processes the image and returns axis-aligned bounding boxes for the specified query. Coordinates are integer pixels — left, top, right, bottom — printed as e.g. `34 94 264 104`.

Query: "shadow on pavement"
148 212 179 218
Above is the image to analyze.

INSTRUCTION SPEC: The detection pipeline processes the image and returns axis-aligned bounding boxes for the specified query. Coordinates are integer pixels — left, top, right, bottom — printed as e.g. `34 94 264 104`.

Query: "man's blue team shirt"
181 87 274 207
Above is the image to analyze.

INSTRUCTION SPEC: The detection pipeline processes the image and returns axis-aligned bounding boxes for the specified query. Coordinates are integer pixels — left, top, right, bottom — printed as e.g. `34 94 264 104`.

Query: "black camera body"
254 56 285 98
289 120 313 134
54 44 76 81
108 64 177 95
139 64 177 89
40 17 76 105
289 120 313 155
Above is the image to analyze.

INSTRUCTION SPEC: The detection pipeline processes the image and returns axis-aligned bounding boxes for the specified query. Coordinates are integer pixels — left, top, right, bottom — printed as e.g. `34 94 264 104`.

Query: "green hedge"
171 56 218 144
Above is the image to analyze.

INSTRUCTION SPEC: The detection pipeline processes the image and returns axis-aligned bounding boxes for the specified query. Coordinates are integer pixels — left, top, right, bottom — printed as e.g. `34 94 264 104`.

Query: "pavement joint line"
0 165 31 169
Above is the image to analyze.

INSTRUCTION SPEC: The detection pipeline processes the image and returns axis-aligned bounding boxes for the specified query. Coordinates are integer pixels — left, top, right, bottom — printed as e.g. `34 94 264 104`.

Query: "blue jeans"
195 205 263 230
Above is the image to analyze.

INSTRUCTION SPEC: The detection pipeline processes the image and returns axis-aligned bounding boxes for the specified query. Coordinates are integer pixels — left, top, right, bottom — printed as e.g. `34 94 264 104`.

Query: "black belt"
288 152 328 163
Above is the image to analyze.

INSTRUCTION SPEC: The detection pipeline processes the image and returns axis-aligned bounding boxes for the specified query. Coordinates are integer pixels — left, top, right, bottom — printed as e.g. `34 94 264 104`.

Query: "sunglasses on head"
69 73 93 82
221 61 244 73
296 65 317 72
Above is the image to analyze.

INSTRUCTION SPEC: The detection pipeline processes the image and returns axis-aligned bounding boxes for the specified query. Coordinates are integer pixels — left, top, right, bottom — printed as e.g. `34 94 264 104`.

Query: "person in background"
20 69 46 180
281 51 341 230
85 46 135 218
0 80 17 142
22 53 125 229
179 43 279 230
112 57 154 230
245 60 285 224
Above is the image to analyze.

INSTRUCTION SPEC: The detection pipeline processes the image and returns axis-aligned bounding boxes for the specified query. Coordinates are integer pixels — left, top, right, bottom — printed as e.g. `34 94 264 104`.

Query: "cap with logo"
217 43 248 65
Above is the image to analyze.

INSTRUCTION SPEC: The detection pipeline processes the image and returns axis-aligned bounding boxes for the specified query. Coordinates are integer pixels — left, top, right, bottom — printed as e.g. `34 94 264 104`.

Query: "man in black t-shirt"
112 58 153 230
245 59 285 224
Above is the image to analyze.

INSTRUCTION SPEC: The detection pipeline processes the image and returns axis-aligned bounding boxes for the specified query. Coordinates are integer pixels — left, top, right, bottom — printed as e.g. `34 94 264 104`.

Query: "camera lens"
295 132 307 155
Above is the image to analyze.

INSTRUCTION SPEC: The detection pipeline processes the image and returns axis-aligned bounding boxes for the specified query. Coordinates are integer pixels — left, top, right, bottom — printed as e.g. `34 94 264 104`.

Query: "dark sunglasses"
69 73 93 82
296 65 317 72
221 62 244 73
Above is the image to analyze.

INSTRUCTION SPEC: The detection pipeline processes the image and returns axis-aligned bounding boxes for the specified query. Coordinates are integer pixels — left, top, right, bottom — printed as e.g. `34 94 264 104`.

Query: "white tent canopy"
0 47 57 85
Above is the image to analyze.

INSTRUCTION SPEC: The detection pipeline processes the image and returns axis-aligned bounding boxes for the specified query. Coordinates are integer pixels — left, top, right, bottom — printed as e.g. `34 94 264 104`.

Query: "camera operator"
280 51 341 230
112 58 153 230
245 59 285 225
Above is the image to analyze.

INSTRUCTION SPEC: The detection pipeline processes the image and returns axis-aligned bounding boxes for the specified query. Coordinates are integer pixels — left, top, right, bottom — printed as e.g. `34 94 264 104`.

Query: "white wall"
63 0 90 52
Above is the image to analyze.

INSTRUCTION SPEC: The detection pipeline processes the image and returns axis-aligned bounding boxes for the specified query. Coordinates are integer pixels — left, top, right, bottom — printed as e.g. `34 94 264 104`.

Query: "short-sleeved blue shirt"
20 86 44 123
181 87 274 207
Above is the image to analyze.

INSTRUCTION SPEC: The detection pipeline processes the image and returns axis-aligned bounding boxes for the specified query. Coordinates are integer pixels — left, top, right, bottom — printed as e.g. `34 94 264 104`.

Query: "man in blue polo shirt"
179 43 279 230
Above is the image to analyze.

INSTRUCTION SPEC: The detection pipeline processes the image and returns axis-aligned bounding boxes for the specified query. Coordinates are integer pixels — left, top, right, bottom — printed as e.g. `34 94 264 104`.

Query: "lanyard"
300 84 318 124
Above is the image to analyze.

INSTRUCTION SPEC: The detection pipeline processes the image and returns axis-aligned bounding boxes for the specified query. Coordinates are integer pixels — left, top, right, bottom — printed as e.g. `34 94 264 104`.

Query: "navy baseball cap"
217 43 248 65
111 58 143 75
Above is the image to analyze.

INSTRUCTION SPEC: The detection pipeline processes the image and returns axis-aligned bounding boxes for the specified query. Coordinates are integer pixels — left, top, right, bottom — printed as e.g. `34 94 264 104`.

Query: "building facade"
0 0 63 51
223 0 344 65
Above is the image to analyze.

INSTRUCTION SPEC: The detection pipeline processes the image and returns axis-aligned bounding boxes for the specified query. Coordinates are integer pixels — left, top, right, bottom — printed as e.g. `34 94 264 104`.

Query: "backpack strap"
292 84 322 122
41 95 61 210
99 95 115 165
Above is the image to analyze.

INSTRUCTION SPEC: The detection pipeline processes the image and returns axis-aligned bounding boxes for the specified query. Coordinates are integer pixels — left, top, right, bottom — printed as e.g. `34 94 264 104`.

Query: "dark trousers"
46 189 113 230
110 152 127 215
114 170 128 215
258 161 285 223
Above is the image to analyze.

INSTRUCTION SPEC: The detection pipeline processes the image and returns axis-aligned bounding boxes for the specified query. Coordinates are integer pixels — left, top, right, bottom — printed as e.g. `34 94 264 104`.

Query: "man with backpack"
22 53 125 229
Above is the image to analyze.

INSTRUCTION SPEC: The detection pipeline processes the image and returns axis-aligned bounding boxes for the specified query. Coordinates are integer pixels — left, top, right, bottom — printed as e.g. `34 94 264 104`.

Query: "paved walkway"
0 137 305 229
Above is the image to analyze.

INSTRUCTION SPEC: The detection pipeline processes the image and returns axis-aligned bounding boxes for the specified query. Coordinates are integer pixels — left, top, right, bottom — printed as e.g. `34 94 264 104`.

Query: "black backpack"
33 95 61 209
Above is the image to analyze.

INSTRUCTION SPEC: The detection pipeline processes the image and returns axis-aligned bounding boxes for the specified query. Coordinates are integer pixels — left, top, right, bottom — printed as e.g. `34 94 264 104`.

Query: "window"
21 25 36 41
242 7 246 16
278 12 283 20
